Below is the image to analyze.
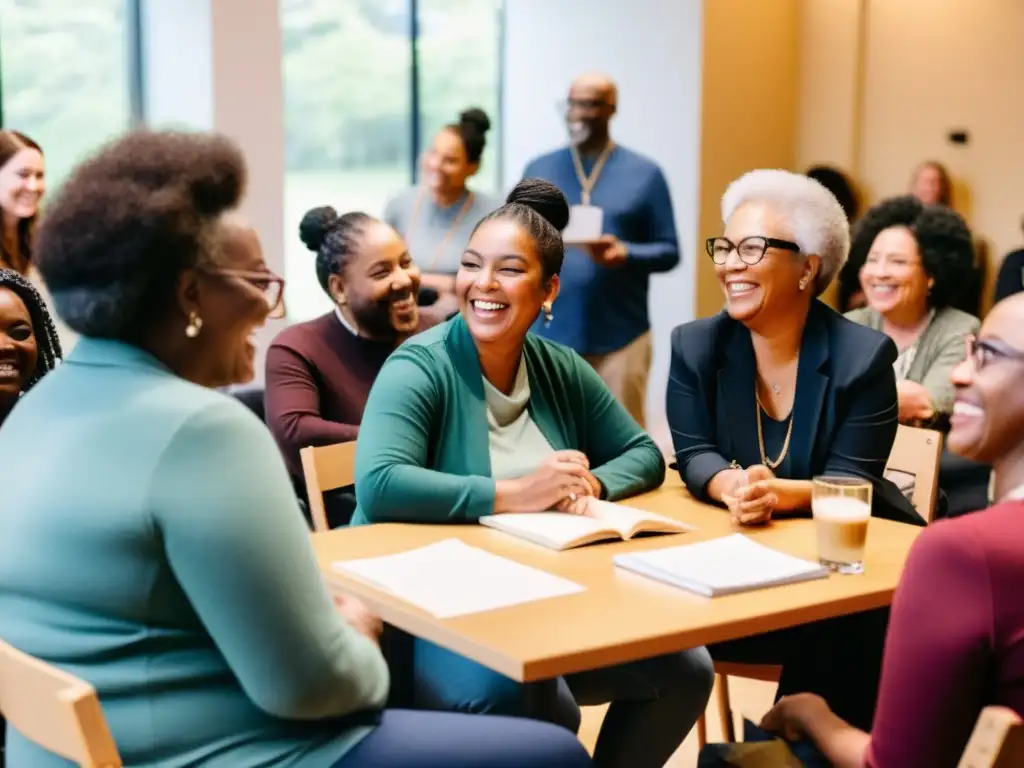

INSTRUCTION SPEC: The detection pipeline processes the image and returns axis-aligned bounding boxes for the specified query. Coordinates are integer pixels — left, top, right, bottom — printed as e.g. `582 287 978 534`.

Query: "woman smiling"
354 179 714 768
845 195 978 427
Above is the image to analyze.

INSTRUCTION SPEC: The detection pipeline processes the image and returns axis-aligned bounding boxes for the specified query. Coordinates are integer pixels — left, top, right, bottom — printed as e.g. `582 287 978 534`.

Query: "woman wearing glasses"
844 196 979 429
706 294 1024 767
667 169 921 733
0 131 592 768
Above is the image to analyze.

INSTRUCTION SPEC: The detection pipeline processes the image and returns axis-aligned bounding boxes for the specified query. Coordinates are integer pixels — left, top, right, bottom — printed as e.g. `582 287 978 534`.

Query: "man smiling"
521 72 680 427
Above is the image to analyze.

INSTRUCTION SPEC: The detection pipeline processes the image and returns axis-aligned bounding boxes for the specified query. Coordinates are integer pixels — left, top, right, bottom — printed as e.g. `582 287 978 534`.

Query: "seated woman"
0 131 593 768
265 206 433 527
668 169 920 733
0 268 62 428
385 108 500 323
354 179 714 768
844 195 979 428
717 292 1024 768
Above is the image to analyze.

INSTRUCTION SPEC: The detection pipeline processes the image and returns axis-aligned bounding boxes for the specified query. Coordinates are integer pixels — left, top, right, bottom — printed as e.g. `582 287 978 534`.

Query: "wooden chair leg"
697 711 708 747
716 673 736 742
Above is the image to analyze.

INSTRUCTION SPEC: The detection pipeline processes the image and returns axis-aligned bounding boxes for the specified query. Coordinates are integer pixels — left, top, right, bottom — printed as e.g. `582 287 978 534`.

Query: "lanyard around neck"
570 142 615 206
408 187 474 271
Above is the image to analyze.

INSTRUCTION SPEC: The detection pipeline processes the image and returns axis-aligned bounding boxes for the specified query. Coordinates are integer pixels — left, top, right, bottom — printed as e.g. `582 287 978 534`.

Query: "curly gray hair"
721 169 850 296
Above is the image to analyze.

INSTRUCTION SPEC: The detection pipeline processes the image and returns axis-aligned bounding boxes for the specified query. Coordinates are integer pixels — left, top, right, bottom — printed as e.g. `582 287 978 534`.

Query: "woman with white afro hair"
668 168 924 746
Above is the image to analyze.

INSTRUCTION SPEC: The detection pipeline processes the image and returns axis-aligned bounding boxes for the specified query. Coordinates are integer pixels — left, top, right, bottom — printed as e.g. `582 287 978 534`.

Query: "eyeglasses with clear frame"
964 334 1024 371
203 268 286 319
706 236 801 266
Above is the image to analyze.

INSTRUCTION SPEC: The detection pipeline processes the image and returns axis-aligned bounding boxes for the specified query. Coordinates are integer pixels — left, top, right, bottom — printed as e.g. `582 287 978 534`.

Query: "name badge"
562 204 604 244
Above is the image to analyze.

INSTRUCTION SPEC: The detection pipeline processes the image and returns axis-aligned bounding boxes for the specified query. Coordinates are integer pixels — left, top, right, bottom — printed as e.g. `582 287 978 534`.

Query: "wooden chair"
301 441 357 533
958 706 1024 767
884 424 943 523
0 638 120 766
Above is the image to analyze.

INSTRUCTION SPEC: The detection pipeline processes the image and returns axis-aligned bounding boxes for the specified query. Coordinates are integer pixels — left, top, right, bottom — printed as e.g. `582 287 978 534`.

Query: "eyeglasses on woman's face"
706 235 801 266
204 268 286 319
964 334 1024 372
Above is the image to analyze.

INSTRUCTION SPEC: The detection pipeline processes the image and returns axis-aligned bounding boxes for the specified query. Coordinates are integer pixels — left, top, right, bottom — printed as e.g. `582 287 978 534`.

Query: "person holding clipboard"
385 109 500 325
522 73 680 427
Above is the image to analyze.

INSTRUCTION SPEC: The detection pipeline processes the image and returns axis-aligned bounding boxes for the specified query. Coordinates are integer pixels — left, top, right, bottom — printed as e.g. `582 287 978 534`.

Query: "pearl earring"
543 304 554 328
185 312 203 339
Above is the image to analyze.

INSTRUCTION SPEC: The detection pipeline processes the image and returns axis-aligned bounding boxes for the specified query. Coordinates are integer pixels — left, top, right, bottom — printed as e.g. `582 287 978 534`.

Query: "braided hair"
0 268 62 392
298 207 375 296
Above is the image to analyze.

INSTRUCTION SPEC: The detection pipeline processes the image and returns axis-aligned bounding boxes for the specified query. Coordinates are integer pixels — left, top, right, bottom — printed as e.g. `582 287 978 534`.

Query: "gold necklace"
408 187 475 270
570 141 615 205
755 392 794 470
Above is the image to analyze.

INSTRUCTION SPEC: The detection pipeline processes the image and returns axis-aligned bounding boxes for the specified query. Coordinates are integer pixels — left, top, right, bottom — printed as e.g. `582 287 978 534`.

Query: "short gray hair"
721 169 850 295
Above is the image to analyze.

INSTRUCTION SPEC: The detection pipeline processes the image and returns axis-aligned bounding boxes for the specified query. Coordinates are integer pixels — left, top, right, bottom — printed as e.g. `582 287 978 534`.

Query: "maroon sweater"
265 311 432 480
866 500 1024 767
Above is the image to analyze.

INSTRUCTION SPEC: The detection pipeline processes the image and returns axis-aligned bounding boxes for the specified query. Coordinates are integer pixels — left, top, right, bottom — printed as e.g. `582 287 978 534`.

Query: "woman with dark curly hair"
0 131 592 768
845 195 979 426
0 267 61 428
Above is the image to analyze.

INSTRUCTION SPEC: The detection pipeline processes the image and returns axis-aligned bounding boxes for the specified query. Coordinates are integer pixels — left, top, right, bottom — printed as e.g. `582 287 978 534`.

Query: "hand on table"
722 464 777 525
585 235 628 268
495 451 600 514
760 693 832 741
334 594 383 644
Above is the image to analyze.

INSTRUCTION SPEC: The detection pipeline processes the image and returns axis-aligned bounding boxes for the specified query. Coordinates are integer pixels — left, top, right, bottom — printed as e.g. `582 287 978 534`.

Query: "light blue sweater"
0 338 388 767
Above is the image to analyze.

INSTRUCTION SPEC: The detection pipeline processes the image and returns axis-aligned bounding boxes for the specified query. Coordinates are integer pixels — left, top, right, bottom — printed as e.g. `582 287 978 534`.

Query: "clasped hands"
584 234 628 267
717 464 806 526
495 450 601 516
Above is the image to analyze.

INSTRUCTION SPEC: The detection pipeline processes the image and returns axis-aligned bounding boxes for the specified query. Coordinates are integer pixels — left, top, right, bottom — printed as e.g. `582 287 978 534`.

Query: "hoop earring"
185 312 203 339
543 304 554 328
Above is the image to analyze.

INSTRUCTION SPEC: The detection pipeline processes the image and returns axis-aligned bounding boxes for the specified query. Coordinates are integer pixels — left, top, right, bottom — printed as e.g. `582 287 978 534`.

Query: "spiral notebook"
614 534 829 597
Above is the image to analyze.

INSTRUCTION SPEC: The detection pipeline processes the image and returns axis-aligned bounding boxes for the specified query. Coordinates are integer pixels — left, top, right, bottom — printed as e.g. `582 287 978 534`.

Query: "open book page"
333 538 584 618
614 534 828 597
588 499 695 538
480 512 617 550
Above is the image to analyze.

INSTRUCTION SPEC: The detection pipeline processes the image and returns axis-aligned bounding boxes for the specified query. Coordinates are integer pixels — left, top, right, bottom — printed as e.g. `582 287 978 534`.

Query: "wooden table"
312 476 921 682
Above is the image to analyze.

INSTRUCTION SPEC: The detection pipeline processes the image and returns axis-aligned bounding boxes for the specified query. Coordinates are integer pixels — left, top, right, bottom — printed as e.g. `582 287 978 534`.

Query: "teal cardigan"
351 316 665 526
0 339 388 767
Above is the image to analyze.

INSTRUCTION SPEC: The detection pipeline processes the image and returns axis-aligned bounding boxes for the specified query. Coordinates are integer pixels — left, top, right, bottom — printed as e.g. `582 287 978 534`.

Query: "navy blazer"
667 300 923 526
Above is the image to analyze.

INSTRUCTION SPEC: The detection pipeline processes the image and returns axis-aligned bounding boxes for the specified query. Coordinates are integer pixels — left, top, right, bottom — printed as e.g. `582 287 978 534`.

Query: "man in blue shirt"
524 73 680 427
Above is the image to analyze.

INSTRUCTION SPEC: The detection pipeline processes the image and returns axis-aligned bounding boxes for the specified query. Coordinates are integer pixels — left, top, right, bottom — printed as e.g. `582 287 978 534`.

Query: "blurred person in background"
993 215 1024 304
0 131 44 275
910 159 953 207
385 108 500 324
522 72 680 427
845 195 978 429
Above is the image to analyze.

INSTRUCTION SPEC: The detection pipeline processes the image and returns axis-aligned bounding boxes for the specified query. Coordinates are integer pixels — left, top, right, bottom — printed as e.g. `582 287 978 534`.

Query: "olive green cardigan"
845 305 979 415
351 315 665 525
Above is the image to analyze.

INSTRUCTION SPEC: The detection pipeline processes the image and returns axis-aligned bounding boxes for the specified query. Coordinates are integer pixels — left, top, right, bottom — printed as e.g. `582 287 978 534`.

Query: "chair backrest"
301 441 357 532
0 638 121 767
885 424 943 523
958 706 1024 767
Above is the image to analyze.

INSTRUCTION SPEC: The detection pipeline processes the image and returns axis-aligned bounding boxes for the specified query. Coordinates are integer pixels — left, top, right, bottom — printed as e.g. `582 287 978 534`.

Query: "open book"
479 498 694 551
615 534 829 597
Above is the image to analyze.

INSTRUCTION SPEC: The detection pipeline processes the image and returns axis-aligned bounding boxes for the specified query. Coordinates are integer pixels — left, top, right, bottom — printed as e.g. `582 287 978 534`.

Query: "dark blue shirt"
523 145 680 355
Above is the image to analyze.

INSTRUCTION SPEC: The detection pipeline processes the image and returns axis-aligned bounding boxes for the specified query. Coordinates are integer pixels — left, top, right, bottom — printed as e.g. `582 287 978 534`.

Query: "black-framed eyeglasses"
705 236 801 265
965 334 1024 371
203 267 287 319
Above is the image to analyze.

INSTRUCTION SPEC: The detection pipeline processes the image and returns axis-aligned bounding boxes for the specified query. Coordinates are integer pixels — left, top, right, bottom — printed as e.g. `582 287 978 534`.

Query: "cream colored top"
482 355 555 480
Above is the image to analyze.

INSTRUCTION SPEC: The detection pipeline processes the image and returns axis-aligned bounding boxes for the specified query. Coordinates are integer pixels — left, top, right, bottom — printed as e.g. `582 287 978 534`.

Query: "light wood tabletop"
312 475 922 682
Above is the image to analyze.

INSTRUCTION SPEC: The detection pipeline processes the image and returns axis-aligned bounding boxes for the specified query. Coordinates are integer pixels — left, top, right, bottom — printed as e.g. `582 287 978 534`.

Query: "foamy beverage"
811 477 872 575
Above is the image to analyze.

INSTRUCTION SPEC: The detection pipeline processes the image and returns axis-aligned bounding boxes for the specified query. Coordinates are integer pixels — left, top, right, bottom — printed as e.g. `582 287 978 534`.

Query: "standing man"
523 73 679 427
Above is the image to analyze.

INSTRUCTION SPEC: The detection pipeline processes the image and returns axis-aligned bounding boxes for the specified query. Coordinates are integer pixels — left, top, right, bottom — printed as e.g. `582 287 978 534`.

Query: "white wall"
502 0 704 443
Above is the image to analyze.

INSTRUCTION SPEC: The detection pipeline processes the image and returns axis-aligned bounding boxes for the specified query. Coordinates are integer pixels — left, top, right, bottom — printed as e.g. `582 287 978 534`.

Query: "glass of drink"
811 476 872 574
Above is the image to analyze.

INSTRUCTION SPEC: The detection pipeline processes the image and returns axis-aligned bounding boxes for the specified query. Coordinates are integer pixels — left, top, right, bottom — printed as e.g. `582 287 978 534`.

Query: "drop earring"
798 279 808 292
543 303 554 328
185 312 203 339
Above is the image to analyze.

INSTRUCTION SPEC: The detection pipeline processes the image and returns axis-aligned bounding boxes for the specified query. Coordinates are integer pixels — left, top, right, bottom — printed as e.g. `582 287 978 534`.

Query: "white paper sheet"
562 204 604 244
333 539 585 618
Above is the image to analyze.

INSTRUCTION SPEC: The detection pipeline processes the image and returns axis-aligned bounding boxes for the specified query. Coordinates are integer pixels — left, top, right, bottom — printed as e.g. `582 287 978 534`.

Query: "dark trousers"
710 607 890 732
330 709 593 767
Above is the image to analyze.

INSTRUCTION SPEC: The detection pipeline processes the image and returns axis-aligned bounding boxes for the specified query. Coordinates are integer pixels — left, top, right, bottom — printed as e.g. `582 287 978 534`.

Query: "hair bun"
459 108 491 136
506 179 570 232
299 206 339 252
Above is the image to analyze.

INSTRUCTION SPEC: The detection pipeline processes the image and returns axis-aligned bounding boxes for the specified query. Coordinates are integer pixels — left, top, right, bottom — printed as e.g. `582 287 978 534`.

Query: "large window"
281 0 503 319
0 0 135 188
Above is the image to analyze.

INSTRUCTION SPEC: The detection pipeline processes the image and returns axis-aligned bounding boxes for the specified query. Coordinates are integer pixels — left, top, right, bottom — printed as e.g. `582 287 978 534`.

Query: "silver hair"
721 169 850 296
